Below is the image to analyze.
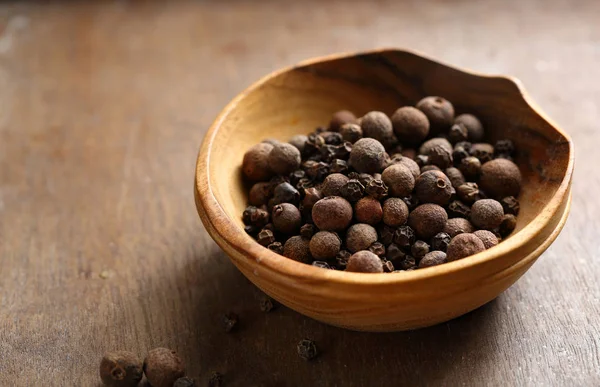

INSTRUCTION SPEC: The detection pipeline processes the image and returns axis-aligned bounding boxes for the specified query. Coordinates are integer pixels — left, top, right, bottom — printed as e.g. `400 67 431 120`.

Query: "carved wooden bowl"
195 49 573 331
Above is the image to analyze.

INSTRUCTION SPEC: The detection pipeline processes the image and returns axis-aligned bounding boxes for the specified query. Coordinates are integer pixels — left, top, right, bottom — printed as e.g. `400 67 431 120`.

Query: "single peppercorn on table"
1 1 598 386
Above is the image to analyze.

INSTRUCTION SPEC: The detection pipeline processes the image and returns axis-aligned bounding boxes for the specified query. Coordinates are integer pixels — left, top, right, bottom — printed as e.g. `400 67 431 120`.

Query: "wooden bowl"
195 49 573 331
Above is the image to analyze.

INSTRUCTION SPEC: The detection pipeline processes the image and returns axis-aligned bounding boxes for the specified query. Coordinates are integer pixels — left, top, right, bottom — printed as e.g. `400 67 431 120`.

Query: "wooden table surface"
1 1 598 386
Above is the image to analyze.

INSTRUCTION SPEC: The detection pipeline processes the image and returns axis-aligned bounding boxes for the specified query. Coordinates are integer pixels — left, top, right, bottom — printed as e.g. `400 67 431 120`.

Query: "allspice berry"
346 223 378 253
272 203 302 234
419 137 453 156
411 240 430 259
459 156 482 179
418 251 447 268
448 123 468 144
242 143 274 181
408 204 448 240
302 187 323 211
284 236 312 263
349 138 387 174
289 134 308 152
470 143 495 163
499 214 517 237
381 164 415 197
416 96 455 134
443 218 475 237
428 146 453 169
355 197 383 225
268 143 301 176
340 123 363 143
445 167 465 189
310 231 341 260
100 351 143 387
321 173 349 197
330 110 357 131
414 170 453 206
401 148 417 160
457 182 481 204
454 114 484 142
387 155 420 179
382 198 409 227
346 250 384 273
446 233 485 261
248 182 273 206
471 199 504 230
391 106 430 144
473 230 499 249
479 158 522 198
312 196 353 231
143 348 185 387
360 111 393 143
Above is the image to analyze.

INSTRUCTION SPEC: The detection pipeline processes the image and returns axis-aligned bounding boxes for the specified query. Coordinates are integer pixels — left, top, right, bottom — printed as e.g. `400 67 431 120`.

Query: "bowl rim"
195 47 574 285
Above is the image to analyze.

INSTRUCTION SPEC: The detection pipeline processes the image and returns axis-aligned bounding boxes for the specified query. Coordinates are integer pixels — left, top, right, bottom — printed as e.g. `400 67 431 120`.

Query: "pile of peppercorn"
241 96 521 273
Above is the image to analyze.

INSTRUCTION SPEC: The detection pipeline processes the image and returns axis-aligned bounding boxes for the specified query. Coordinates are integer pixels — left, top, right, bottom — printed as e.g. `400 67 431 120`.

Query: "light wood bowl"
194 49 573 331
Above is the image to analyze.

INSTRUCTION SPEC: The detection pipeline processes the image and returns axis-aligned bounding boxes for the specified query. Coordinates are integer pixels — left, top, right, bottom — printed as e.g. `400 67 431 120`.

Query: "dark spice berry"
479 158 522 198
321 131 343 145
336 250 351 269
415 170 453 206
321 173 349 197
446 233 485 261
402 194 419 211
416 96 455 134
283 236 311 263
470 143 495 163
259 295 277 312
289 170 306 186
419 137 453 156
99 351 143 387
382 198 409 227
394 156 420 179
244 224 258 236
349 138 387 174
340 123 363 143
249 182 273 206
459 156 482 179
303 160 330 181
302 187 323 211
312 196 353 231
408 204 448 240
430 232 451 252
268 242 283 254
473 230 499 249
143 348 185 387
330 159 349 174
330 110 357 131
391 106 430 144
361 111 393 143
242 143 274 181
448 200 471 218
289 134 308 153
448 123 468 144
369 242 386 257
346 223 378 253
444 167 465 189
386 243 406 262
415 154 429 168
257 229 276 247
347 250 384 273
393 225 415 248
310 231 341 260
365 179 389 200
268 142 301 176
471 199 504 230
454 114 484 142
499 214 517 237
501 196 520 215
428 145 453 169
443 218 475 237
242 206 257 225
494 139 515 158
382 260 395 272
340 179 365 202
297 339 319 361
300 223 315 239
411 240 430 259
401 148 417 160
272 203 301 234
355 197 383 225
378 224 397 246
421 165 441 173
418 251 447 268
272 182 300 206
381 164 415 197
356 173 374 186
208 373 223 387
399 255 417 270
456 182 481 204
312 261 332 269
174 377 196 387
304 133 325 155
452 146 470 165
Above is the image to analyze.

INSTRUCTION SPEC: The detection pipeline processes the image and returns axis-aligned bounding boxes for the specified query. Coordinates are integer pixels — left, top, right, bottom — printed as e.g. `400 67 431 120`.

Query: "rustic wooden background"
1 1 598 386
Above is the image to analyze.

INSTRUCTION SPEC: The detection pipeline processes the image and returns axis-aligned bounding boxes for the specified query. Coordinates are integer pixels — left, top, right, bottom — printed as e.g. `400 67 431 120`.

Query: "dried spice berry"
302 187 323 211
459 156 482 179
446 233 485 261
416 96 455 134
402 194 419 211
259 295 277 312
330 110 357 131
365 179 389 200
268 242 284 254
386 243 406 262
418 251 447 268
393 225 415 248
470 143 495 163
174 376 196 387
408 204 448 240
297 339 319 361
272 203 302 234
347 250 384 273
340 179 365 202
428 145 453 169
445 167 465 189
415 154 429 168
501 196 520 215
395 156 420 179
262 138 281 146
499 214 517 237
378 224 397 246
349 138 387 174
411 240 430 259
244 224 258 236
304 133 325 155
382 198 409 227
419 137 453 156
391 106 430 144
300 223 315 239
99 351 143 387
430 232 451 252
257 229 276 247
448 123 468 144
321 131 343 145
330 159 349 174
321 173 349 197
399 255 417 270
473 230 499 249
369 242 386 257
454 114 484 142
312 197 353 231
242 143 274 181
443 218 475 237
242 206 269 228
381 260 394 272
456 182 481 204
361 111 393 143
340 123 363 143
381 164 415 197
355 197 383 225
401 148 417 160
479 158 522 198
494 139 515 158
268 142 301 176
471 199 504 230
448 200 471 219
336 250 351 269
283 236 311 263
272 182 300 206
356 173 374 186
289 135 308 153
249 182 273 206
415 170 453 206
289 170 306 186
421 165 441 173
143 348 185 387
452 145 470 165
312 261 332 269
208 372 223 387
346 223 378 253
310 231 341 260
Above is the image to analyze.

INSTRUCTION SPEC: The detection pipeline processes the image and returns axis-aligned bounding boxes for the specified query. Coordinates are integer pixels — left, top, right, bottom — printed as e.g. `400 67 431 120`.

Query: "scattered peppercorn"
347 250 384 273
272 203 302 234
346 223 378 253
355 197 383 225
272 182 300 206
391 106 430 144
428 145 453 169
454 114 484 142
312 197 353 231
369 241 386 257
336 250 351 269
419 251 448 268
330 110 357 131
448 123 468 144
393 225 415 248
473 229 499 249
445 167 465 189
447 200 471 218
143 348 185 387
446 233 486 261
411 240 430 259
349 138 387 174
208 372 224 387
479 158 522 198
381 164 415 197
330 159 349 174
443 218 475 237
310 231 341 260
430 232 451 252
471 199 504 230
499 214 517 237
339 179 365 202
174 376 196 387
456 182 480 204
459 156 482 179
386 243 406 262
399 255 417 270
267 242 283 254
257 229 276 247
382 260 395 272
302 187 323 211
470 143 494 163
297 339 319 361
283 236 311 263
364 178 389 200
501 196 520 215
416 96 455 134
382 197 409 227
99 351 143 387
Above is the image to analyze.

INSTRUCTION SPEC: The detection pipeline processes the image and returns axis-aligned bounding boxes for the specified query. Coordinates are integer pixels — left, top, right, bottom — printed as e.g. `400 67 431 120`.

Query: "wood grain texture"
0 0 598 385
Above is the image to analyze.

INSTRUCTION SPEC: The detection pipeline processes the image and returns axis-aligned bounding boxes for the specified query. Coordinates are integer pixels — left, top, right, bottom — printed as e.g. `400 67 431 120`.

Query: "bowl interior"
207 49 571 249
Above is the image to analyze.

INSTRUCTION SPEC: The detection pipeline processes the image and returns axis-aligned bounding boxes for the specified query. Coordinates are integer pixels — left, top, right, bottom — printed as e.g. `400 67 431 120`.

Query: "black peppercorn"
283 236 312 263
330 159 349 174
411 240 430 259
336 249 351 269
349 138 387 174
272 182 300 206
416 96 455 135
257 229 276 247
143 348 186 387
399 255 417 270
391 106 430 144
402 194 419 211
501 196 520 215
249 182 273 206
289 170 306 186
297 339 319 360
470 143 495 163
346 223 378 253
418 251 447 268
454 114 484 142
456 182 481 204
448 200 471 218
448 123 468 144
430 232 451 252
369 242 386 258
268 242 284 254
386 243 406 262
303 160 330 181
499 214 517 237
347 250 384 273
378 224 397 246
312 196 353 231
365 179 389 200
321 131 343 145
428 145 453 169
100 351 143 387
259 295 277 312
310 231 341 260
340 179 365 202
459 156 482 179
300 223 315 239
312 261 332 269
340 123 363 143
393 225 415 248
304 133 325 157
